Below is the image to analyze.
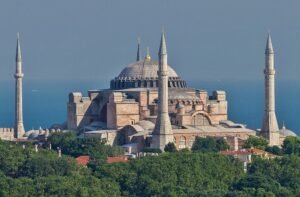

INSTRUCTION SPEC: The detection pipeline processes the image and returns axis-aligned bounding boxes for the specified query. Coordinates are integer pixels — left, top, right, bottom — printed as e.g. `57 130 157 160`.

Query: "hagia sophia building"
0 32 297 153
67 32 293 152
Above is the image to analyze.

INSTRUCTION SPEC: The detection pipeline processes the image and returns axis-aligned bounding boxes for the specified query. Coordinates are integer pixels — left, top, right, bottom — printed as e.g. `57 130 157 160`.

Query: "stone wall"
0 128 14 141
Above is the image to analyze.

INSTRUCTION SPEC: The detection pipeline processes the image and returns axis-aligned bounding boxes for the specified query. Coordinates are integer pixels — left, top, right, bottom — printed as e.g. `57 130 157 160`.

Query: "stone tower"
136 37 141 61
261 33 280 146
14 33 25 138
151 32 173 150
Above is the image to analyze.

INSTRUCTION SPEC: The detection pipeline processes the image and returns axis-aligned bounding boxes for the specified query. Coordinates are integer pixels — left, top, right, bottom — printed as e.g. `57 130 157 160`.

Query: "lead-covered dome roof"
110 57 187 90
117 59 179 79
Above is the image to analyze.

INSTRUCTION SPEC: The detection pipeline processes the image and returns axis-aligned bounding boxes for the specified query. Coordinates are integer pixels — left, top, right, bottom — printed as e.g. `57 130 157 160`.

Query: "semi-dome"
110 57 187 90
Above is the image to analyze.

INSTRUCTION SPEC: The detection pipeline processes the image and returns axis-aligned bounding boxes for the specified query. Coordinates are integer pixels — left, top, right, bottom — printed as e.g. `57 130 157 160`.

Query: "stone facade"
0 128 15 141
67 34 256 151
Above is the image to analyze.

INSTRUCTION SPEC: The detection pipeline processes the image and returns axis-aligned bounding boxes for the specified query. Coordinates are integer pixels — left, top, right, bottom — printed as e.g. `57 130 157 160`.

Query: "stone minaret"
136 37 141 61
261 33 280 146
14 33 25 138
151 32 173 150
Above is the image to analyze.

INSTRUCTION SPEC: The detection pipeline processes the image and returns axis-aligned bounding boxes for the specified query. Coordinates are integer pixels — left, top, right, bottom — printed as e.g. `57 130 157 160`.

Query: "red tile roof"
106 155 129 164
220 148 275 158
76 155 90 166
219 150 250 156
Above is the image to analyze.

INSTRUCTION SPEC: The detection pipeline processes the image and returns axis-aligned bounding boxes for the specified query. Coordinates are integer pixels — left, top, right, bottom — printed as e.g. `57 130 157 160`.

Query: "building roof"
75 155 90 166
279 123 297 137
106 155 129 164
173 124 256 135
117 59 178 79
219 148 276 157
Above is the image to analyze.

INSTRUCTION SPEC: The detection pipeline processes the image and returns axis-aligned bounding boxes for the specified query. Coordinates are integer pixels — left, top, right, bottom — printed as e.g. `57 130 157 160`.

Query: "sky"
0 1 300 84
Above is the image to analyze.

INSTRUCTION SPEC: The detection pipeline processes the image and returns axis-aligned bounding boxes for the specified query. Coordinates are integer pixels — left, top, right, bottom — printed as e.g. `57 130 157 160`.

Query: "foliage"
164 142 177 152
243 136 268 150
282 136 300 155
92 153 244 196
192 137 230 153
143 147 162 153
265 145 283 155
47 131 124 159
1 137 300 196
230 155 300 196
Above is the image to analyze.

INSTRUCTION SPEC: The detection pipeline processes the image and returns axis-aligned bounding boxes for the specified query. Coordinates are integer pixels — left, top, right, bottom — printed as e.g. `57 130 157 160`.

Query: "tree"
243 136 268 150
47 131 124 159
282 136 300 155
265 146 283 156
192 137 230 152
164 142 177 152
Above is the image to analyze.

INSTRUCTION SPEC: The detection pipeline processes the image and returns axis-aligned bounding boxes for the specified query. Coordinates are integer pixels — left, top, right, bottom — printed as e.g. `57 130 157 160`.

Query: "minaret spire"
145 47 151 60
151 31 173 151
136 37 141 61
14 33 25 138
261 33 280 146
265 33 274 54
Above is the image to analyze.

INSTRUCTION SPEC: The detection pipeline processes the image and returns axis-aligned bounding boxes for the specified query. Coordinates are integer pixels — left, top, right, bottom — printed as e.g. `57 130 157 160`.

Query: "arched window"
192 114 210 126
179 136 186 149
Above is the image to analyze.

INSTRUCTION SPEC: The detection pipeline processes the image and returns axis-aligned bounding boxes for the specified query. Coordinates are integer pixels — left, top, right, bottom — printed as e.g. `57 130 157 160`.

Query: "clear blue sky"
0 0 299 82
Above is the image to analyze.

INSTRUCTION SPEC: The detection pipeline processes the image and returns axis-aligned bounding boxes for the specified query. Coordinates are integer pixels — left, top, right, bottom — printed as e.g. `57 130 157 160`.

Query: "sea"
0 79 299 135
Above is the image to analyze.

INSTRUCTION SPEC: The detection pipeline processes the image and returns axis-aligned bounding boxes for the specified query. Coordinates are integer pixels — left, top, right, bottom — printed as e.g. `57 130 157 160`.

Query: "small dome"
117 59 179 79
28 130 40 139
279 128 297 137
137 120 155 130
279 123 297 137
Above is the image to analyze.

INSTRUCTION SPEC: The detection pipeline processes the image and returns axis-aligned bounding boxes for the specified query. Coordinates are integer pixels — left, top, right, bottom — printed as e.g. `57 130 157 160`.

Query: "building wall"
0 128 15 141
173 132 255 150
107 92 140 129
67 88 229 131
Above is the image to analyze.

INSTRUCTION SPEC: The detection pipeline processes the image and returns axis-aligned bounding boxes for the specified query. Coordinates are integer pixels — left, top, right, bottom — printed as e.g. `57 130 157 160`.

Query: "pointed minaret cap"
159 31 167 55
136 37 141 61
145 47 151 60
265 33 274 54
16 32 22 62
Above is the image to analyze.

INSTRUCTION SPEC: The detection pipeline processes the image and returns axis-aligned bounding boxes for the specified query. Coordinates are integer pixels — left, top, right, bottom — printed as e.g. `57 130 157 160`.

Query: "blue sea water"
0 79 299 135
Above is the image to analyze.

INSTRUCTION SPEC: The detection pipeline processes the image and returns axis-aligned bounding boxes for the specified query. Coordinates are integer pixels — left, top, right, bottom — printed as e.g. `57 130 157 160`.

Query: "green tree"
47 131 124 159
164 142 177 152
192 137 229 152
282 136 300 155
243 136 268 150
265 146 283 155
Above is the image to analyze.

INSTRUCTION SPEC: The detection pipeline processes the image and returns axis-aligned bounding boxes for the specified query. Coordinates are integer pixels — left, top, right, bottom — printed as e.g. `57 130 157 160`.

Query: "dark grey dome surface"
117 59 178 79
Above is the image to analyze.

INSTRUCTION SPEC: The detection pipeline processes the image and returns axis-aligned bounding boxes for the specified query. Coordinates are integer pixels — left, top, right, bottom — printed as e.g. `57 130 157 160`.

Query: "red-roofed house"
219 148 277 163
76 155 90 166
106 155 129 164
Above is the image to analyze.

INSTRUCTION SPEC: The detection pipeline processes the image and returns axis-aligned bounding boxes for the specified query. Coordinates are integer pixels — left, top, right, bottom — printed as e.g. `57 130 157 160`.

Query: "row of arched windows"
110 79 187 89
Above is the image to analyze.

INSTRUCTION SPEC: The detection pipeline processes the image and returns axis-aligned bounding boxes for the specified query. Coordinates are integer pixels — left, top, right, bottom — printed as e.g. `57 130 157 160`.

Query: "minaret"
14 33 25 138
261 33 280 146
151 32 173 150
136 37 141 61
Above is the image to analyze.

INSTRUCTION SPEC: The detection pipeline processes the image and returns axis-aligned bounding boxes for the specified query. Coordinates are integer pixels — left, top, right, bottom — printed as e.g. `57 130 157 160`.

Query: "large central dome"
110 57 187 90
117 59 179 79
